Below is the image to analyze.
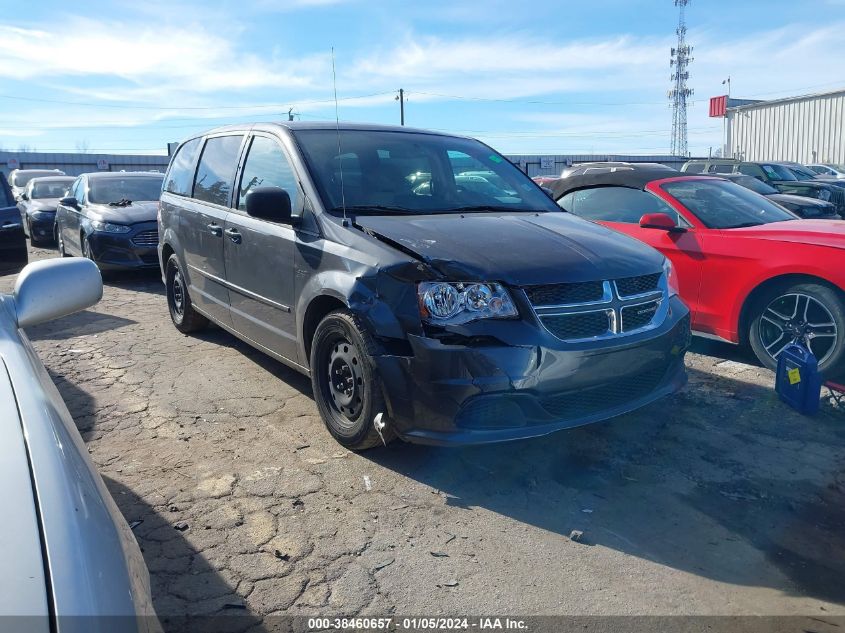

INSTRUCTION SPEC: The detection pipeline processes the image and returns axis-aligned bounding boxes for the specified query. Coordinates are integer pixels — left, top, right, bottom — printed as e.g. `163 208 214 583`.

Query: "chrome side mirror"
14 258 102 328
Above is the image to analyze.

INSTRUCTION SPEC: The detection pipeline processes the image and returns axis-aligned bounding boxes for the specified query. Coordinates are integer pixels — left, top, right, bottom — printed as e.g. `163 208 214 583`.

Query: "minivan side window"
561 186 679 224
237 136 300 211
193 135 244 207
165 138 201 196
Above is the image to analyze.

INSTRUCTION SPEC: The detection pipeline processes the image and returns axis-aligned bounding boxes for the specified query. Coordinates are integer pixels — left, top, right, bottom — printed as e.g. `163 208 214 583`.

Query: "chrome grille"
525 281 605 306
615 273 661 297
132 229 158 247
529 273 667 342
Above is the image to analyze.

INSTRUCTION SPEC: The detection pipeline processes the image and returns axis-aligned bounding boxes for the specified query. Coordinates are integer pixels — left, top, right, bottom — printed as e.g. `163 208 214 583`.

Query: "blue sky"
1 0 843 156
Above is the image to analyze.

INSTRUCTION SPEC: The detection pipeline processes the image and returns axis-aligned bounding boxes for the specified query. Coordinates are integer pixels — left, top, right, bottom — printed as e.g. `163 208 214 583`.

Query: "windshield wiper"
435 205 532 214
330 204 415 215
108 198 133 207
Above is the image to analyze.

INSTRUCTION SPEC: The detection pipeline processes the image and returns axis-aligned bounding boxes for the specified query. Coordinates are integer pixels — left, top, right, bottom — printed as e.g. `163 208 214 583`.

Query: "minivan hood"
354 211 664 286
727 219 845 250
88 200 158 224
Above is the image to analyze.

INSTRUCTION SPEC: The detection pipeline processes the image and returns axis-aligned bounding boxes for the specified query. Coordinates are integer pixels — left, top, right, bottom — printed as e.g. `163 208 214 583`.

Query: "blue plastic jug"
775 343 823 415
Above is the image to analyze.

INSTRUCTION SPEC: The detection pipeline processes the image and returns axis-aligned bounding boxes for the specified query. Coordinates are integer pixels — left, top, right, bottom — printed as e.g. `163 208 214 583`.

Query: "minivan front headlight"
663 258 679 297
418 281 517 325
91 220 131 234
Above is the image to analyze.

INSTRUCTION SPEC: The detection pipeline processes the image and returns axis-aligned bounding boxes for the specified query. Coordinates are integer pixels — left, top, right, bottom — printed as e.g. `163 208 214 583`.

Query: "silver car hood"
0 357 50 625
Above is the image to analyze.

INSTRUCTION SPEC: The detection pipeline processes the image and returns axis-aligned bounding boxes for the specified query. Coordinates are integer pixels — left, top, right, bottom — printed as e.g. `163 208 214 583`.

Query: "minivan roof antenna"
331 47 348 227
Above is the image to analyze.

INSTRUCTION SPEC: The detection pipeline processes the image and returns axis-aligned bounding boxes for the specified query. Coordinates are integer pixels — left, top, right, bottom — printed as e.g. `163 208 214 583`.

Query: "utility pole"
668 0 693 156
395 89 405 126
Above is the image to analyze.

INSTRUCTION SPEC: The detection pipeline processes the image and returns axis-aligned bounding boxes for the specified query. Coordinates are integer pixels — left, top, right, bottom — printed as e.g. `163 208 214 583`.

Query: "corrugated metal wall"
727 90 845 164
0 151 170 178
505 154 691 177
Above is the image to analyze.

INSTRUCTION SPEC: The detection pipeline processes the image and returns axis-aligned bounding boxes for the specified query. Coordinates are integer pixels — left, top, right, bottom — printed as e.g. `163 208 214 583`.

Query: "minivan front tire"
165 254 208 333
310 310 394 450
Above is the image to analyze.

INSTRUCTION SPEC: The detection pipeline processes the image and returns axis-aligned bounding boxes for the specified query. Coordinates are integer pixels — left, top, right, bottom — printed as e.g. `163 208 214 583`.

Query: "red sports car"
552 168 845 377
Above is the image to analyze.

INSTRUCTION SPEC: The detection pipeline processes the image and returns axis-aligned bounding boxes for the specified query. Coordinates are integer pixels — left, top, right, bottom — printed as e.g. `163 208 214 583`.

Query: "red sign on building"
709 95 728 117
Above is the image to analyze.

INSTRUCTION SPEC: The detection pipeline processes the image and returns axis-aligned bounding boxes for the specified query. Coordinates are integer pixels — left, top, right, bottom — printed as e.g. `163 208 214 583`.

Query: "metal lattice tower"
668 0 693 156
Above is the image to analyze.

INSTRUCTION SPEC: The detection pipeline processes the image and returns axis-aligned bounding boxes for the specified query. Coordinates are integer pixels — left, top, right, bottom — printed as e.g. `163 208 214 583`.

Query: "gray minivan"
159 122 691 450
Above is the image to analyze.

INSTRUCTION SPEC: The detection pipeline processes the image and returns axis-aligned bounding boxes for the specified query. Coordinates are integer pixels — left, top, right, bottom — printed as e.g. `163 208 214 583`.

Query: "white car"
807 163 845 179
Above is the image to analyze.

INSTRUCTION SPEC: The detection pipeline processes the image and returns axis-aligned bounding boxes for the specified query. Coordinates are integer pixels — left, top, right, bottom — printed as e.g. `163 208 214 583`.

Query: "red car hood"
727 219 845 250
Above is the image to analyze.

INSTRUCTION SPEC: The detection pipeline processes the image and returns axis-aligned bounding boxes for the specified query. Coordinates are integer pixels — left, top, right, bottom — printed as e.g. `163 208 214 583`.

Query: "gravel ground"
3 245 844 632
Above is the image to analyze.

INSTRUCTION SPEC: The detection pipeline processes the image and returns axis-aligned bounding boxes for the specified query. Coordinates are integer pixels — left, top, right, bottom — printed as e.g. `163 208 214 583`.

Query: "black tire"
28 219 44 246
310 310 394 450
165 254 208 333
748 282 845 378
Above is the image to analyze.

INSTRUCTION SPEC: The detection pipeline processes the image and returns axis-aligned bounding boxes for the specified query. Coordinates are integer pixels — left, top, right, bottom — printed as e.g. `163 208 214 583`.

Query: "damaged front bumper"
373 295 691 446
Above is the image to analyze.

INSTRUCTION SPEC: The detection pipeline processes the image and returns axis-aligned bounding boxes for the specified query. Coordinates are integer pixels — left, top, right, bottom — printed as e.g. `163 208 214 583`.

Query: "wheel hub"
760 293 838 364
327 341 362 418
172 271 185 316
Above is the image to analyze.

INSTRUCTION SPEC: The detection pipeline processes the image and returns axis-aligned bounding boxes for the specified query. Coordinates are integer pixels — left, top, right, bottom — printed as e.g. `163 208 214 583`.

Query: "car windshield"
760 164 798 181
13 171 58 188
292 129 559 215
31 179 74 199
733 175 778 195
88 176 164 204
661 179 798 229
787 165 819 180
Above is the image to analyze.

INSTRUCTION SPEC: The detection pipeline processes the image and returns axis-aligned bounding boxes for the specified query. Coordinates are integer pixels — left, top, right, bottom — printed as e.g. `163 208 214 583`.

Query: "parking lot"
4 244 845 629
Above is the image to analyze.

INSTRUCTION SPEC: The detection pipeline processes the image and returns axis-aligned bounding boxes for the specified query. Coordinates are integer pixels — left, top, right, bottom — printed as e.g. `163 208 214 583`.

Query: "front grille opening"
615 273 661 297
620 300 661 332
132 229 159 247
525 281 604 306
542 311 610 340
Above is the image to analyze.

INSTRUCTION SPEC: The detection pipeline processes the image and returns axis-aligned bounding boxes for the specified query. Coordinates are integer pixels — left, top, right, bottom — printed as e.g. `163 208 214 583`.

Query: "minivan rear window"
193 135 244 207
166 138 202 196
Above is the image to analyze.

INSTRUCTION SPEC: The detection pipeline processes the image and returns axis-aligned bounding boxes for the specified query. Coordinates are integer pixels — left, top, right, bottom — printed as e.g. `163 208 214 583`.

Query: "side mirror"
13 258 102 328
20 193 28 201
244 186 293 224
59 196 79 208
640 212 686 233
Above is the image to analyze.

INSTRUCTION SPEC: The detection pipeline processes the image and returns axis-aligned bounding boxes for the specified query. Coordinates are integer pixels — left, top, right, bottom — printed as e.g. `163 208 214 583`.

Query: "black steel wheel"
310 310 393 450
749 282 845 377
165 254 208 333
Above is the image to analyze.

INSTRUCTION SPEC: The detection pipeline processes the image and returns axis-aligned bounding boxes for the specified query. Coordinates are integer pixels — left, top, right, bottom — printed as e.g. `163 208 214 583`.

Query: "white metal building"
726 88 845 164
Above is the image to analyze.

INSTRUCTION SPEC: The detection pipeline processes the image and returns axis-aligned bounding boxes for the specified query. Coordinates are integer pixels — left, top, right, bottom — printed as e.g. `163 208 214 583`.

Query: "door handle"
207 223 222 237
225 227 242 244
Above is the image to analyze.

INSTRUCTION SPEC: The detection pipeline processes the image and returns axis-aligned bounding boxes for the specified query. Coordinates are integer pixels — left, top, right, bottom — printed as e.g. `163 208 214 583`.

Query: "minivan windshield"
88 175 164 204
292 129 559 215
662 179 798 228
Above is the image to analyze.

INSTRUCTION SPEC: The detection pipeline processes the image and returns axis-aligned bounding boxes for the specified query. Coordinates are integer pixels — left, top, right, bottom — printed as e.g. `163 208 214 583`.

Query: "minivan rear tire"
165 254 208 333
310 310 394 450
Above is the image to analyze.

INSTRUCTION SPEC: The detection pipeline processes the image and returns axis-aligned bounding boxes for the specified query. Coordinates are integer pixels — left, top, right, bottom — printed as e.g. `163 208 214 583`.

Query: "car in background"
17 176 75 245
56 171 163 272
0 258 158 631
158 122 691 449
807 164 845 179
782 162 845 189
552 167 845 378
560 161 676 178
719 173 840 219
681 159 845 216
7 168 66 201
0 172 27 275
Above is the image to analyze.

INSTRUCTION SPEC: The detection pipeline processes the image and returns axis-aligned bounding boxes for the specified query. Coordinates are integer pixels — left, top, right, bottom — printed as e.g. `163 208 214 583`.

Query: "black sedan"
17 175 75 244
0 172 27 275
56 172 163 272
720 174 841 219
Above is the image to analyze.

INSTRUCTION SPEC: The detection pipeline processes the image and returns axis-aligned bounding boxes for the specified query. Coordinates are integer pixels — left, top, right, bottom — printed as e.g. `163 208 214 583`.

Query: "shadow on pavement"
368 366 845 605
104 477 266 633
690 336 763 367
27 309 137 340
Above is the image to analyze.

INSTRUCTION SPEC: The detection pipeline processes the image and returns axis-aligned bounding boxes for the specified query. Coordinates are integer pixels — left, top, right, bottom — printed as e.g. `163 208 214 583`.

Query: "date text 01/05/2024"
306 617 528 631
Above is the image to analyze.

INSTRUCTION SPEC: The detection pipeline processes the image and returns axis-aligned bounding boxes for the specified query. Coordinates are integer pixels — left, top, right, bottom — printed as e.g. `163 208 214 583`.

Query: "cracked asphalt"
3 245 845 632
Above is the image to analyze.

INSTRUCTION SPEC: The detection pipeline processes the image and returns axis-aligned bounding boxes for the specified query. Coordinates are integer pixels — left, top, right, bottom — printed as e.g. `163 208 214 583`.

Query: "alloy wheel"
758 292 838 364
